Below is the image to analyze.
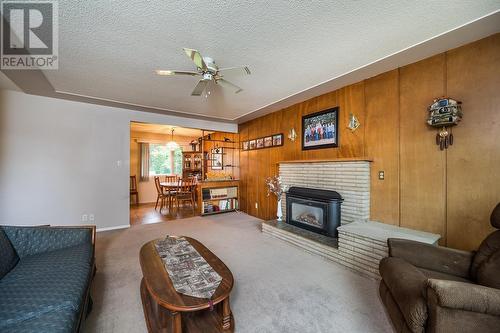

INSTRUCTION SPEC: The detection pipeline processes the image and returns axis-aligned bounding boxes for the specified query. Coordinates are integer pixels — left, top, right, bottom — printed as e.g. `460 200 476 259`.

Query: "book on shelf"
202 198 238 214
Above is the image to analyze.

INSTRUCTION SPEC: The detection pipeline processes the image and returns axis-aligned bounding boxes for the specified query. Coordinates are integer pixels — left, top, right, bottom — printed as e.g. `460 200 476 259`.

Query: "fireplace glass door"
288 198 328 232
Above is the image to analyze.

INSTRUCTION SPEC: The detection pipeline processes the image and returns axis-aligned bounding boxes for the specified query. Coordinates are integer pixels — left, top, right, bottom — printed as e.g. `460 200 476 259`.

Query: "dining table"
159 181 180 191
159 180 199 212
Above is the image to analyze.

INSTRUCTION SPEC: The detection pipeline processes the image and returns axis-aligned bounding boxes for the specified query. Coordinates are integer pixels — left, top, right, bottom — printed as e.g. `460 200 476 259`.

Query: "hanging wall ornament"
427 97 463 150
347 113 360 132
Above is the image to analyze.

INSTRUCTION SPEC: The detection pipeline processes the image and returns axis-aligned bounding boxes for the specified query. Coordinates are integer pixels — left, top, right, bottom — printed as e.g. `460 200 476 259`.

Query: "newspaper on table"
155 235 222 299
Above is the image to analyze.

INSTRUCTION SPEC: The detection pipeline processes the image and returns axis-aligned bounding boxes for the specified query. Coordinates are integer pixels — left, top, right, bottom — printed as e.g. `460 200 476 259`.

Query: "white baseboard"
96 224 130 232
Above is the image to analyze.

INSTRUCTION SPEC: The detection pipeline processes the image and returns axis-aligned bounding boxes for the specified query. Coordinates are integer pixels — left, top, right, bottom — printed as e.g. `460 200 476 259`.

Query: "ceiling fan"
155 48 251 96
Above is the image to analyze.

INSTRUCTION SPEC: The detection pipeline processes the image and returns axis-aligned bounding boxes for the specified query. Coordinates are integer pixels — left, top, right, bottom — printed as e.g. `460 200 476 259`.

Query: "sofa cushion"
0 243 92 328
476 250 500 289
419 268 471 283
1 307 78 333
2 226 92 258
379 257 428 333
471 230 500 280
0 229 19 279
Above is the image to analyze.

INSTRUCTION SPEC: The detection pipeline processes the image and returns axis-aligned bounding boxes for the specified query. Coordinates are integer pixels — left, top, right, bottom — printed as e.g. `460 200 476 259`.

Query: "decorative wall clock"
427 97 463 150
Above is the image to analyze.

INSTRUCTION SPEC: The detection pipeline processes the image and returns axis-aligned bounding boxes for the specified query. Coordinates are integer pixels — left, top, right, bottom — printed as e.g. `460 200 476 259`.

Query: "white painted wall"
0 89 236 230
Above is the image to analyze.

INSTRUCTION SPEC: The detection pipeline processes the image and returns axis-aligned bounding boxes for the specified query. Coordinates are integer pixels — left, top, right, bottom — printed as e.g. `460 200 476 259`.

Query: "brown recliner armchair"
379 203 500 333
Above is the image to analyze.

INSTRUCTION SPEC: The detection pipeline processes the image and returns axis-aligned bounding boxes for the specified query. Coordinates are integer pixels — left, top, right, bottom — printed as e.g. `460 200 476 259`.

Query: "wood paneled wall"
238 34 500 251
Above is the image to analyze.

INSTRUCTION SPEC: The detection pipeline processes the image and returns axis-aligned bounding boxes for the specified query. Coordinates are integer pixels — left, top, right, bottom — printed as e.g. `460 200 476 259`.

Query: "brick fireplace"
279 159 370 225
262 158 440 279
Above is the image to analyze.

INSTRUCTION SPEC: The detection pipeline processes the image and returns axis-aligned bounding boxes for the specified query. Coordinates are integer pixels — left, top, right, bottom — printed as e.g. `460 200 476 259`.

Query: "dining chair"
164 175 178 183
162 175 178 211
154 176 168 212
188 176 198 208
175 178 195 214
130 175 139 205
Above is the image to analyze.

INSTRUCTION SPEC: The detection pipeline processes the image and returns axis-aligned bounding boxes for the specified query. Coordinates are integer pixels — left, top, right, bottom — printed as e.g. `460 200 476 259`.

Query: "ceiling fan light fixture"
156 70 174 76
156 48 250 96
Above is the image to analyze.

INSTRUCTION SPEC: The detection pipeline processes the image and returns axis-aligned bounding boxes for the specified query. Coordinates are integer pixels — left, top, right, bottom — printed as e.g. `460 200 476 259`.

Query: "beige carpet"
83 212 392 333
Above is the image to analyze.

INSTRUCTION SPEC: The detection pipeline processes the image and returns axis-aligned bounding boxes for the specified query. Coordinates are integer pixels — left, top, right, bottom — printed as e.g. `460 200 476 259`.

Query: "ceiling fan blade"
191 80 209 96
183 48 207 71
218 78 243 94
155 70 200 76
218 66 251 76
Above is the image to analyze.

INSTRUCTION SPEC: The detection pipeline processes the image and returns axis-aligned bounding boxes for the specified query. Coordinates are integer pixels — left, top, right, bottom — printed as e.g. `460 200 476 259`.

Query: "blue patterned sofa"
0 225 96 333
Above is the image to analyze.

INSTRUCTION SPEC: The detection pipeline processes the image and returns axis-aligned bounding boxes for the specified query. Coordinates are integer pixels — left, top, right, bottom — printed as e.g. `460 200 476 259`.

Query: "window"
149 144 182 176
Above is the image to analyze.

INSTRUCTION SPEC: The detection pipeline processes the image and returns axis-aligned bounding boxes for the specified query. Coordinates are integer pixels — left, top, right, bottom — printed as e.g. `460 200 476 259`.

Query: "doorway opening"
129 121 240 225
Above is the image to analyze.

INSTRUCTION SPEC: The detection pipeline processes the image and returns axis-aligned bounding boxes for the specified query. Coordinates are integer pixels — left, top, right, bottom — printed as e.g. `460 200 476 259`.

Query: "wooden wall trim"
278 157 373 164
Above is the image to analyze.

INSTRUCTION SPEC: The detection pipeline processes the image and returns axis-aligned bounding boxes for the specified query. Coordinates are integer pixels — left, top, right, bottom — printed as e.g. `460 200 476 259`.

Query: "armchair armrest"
388 238 474 279
1 225 95 258
427 279 500 316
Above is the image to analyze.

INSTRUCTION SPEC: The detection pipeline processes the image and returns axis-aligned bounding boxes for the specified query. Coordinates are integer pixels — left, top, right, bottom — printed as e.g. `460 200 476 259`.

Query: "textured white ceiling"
28 1 500 120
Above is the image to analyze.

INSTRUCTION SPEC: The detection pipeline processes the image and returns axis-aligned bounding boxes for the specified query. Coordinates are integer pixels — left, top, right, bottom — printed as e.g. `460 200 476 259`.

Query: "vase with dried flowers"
265 176 289 221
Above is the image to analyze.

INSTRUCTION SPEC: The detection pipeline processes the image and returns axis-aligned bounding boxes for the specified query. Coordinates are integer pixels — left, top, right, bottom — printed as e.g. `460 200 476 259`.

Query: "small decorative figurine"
265 176 289 221
427 97 463 150
190 140 198 151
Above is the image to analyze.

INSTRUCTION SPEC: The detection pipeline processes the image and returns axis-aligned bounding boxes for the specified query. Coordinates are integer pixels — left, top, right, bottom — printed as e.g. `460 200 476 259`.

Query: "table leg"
171 311 182 333
221 297 232 330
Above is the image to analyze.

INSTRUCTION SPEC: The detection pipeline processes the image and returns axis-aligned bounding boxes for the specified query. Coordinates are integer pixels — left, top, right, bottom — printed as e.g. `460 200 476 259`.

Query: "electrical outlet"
81 214 88 222
378 171 385 180
89 214 95 222
255 202 258 209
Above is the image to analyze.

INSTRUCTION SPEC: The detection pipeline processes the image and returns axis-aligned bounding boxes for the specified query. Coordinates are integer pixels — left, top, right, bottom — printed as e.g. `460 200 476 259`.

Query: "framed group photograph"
241 133 283 151
302 107 339 150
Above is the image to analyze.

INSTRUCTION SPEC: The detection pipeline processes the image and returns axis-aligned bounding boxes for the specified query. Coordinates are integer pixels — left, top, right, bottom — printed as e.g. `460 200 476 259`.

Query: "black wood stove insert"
285 187 343 238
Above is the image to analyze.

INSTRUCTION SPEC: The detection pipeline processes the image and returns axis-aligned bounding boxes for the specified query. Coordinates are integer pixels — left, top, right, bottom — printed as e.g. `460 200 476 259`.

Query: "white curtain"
139 143 150 182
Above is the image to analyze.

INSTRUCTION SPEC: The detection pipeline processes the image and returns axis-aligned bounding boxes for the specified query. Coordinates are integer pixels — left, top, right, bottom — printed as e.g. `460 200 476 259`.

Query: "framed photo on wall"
249 140 256 150
264 136 273 147
211 147 224 170
272 134 283 146
242 141 249 151
256 138 264 149
302 107 339 150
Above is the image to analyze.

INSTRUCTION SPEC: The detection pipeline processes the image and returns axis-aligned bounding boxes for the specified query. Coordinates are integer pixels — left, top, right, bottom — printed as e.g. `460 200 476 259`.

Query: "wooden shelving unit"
182 151 204 180
198 131 240 216
197 181 240 216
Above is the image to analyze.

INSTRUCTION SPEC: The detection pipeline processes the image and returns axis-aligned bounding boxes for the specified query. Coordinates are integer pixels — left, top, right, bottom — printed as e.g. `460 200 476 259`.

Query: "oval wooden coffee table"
139 237 234 333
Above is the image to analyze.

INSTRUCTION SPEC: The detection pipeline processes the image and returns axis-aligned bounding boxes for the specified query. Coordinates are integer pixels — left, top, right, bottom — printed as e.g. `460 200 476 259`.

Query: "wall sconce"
347 113 360 132
288 128 297 142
